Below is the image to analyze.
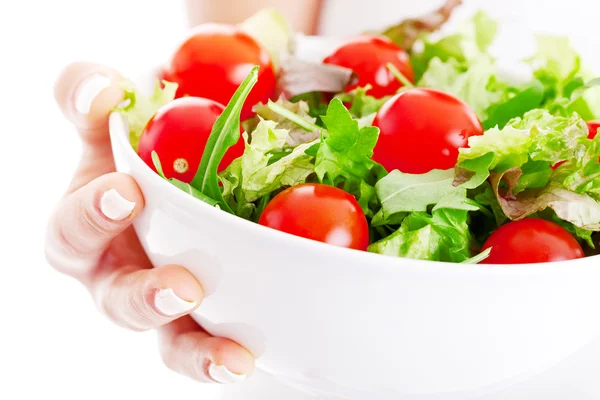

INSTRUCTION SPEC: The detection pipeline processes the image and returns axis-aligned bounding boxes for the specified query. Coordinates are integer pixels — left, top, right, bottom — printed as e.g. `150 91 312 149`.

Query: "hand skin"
45 62 254 384
185 0 323 33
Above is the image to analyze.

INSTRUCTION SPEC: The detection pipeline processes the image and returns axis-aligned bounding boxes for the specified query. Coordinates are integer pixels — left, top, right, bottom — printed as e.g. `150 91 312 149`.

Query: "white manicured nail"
100 189 136 221
208 363 247 384
75 74 112 114
154 288 196 316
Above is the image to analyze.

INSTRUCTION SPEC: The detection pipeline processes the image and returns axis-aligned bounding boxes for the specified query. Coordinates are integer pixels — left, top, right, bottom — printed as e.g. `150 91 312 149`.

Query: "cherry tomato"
481 219 584 264
323 35 414 98
165 23 276 120
138 97 244 183
258 184 369 251
587 121 600 139
372 88 483 174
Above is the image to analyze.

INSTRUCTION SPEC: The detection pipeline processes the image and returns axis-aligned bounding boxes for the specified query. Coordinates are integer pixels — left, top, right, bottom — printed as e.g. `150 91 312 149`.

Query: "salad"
116 2 600 265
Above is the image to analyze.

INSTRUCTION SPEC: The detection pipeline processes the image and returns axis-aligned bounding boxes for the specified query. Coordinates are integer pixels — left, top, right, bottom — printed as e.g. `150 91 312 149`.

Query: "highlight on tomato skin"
323 35 414 98
137 97 244 183
258 184 370 251
481 219 585 264
164 23 276 120
372 88 484 174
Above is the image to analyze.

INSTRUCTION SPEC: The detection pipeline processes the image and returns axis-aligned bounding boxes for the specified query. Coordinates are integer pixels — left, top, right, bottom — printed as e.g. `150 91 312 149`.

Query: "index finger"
54 62 124 146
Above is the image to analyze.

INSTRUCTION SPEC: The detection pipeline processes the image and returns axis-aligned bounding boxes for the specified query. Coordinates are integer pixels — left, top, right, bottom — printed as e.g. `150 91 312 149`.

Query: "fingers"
158 316 255 384
91 265 205 331
45 172 144 275
54 62 124 146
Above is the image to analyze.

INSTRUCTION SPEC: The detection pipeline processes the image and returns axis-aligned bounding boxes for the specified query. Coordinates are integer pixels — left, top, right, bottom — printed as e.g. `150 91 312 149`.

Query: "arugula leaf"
191 66 259 212
151 152 218 206
115 80 178 151
376 169 456 215
314 98 379 189
482 80 544 130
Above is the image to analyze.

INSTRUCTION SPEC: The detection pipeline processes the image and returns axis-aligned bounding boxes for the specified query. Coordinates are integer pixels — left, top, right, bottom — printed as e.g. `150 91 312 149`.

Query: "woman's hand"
45 62 255 384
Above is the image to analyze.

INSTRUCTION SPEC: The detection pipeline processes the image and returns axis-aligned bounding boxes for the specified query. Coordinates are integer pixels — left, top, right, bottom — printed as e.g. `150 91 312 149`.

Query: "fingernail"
100 189 136 221
208 362 247 384
75 74 112 114
154 288 196 316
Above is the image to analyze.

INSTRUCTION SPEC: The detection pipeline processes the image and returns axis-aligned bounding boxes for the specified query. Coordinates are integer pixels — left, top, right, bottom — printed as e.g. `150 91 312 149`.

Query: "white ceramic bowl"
108 46 600 400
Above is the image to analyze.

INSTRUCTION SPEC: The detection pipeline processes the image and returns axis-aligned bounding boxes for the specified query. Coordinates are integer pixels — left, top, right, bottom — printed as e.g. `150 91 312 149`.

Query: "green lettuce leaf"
315 98 380 188
335 85 390 119
220 119 316 204
376 169 457 216
418 57 502 119
410 10 498 80
368 208 473 262
457 109 589 188
115 80 178 151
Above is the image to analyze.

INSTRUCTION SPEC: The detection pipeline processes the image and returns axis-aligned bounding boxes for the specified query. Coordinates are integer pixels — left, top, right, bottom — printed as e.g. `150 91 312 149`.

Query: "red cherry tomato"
587 121 600 139
481 219 584 264
323 35 414 98
258 184 370 251
372 88 483 174
165 23 276 120
138 97 244 183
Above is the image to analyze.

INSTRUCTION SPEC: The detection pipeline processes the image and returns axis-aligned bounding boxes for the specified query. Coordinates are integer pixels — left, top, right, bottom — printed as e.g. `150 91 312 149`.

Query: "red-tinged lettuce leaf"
380 0 463 50
276 57 356 98
490 168 600 230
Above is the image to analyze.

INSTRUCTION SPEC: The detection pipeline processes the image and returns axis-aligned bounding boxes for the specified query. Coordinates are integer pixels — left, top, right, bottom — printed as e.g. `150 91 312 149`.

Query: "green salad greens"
117 5 600 264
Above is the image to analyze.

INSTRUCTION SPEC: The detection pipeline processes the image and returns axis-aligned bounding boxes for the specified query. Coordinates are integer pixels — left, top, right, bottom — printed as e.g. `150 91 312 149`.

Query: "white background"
2 1 600 399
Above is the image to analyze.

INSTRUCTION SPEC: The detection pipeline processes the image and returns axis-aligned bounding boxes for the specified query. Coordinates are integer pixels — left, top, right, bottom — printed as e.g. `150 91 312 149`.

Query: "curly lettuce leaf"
248 97 320 146
115 80 178 151
457 110 589 188
221 119 316 203
490 168 600 230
